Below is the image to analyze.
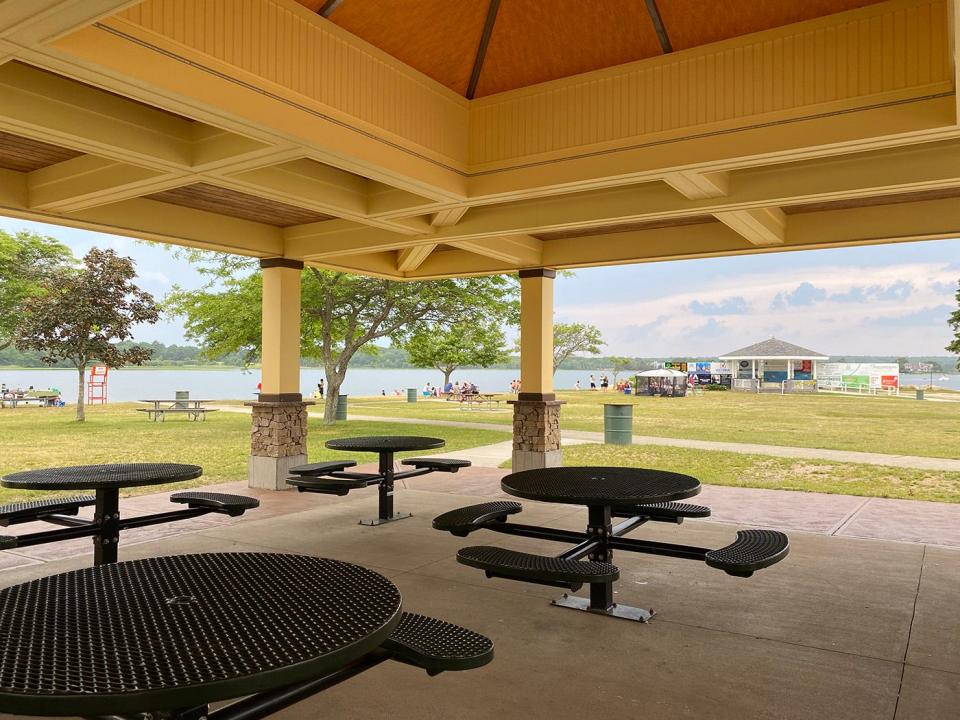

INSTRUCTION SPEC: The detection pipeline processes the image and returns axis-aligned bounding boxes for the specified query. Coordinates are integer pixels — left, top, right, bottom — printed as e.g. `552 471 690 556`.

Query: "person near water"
589 375 597 390
575 379 581 391
317 379 325 399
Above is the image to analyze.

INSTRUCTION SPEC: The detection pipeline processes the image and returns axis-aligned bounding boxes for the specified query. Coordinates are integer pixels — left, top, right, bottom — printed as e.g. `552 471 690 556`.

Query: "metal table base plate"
552 593 656 623
359 512 412 527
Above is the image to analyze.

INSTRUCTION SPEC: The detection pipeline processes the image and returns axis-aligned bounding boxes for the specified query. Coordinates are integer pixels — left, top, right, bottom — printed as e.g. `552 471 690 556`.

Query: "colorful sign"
664 361 688 372
820 363 899 389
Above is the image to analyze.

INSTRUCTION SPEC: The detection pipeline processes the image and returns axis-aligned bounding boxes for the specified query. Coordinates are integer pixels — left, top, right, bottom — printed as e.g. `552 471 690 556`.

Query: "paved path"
214 405 960 472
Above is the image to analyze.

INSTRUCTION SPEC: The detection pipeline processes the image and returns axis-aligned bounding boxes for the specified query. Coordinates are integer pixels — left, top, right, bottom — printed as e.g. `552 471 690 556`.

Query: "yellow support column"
511 269 563 470
247 258 310 490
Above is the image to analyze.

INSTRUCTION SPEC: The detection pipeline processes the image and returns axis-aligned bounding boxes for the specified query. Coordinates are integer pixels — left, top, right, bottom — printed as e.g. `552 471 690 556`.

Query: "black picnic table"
433 466 790 622
0 463 258 565
0 552 493 718
288 436 471 526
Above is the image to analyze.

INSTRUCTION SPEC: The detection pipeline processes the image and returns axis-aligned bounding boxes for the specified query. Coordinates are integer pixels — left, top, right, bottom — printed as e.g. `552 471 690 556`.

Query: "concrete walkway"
215 404 960 472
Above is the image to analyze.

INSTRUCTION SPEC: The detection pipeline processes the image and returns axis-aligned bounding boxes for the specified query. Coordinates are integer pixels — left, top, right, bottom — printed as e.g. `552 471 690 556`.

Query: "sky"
2 215 958 358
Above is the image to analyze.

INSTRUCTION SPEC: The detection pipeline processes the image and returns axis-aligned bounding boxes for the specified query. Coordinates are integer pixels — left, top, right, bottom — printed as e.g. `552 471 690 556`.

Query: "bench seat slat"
705 529 789 577
383 612 493 675
432 501 522 536
169 492 259 517
457 546 619 591
0 495 96 527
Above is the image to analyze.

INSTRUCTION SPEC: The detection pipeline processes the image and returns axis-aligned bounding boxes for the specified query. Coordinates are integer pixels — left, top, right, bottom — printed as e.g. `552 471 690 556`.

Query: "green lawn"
350 390 960 459
560 443 960 504
0 403 507 503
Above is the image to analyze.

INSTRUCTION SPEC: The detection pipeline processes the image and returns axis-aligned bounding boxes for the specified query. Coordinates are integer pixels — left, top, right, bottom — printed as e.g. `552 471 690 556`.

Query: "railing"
816 379 900 396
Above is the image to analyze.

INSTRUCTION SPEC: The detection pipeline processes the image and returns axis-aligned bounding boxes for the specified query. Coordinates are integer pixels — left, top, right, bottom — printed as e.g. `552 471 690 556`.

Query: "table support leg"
93 489 120 566
551 504 656 623
358 451 411 526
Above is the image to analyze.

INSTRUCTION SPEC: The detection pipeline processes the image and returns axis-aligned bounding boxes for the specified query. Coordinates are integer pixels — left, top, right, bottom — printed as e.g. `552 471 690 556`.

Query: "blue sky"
2 216 958 357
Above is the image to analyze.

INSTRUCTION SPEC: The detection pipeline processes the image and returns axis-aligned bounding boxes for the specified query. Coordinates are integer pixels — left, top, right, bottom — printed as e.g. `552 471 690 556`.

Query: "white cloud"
558 262 959 356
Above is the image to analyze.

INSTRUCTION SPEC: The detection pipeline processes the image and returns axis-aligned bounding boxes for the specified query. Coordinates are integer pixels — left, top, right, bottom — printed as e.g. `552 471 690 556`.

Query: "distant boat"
938 375 950 381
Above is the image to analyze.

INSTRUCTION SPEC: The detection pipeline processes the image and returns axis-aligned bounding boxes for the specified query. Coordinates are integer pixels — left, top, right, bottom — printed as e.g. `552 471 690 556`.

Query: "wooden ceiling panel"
657 0 889 51
325 0 489 96
473 0 662 97
0 131 83 173
783 186 960 214
146 183 334 227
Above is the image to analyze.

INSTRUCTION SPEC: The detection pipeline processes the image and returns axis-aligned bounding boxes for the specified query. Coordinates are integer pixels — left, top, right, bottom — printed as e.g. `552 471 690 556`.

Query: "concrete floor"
0 470 958 719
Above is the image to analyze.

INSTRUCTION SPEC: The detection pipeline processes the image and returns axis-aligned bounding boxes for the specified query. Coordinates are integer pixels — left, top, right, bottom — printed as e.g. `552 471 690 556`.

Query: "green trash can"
407 388 418 403
336 394 348 420
916 388 924 401
604 403 633 445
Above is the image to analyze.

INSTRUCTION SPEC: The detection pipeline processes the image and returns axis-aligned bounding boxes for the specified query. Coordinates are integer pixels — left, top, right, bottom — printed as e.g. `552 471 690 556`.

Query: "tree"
166 253 519 423
608 356 633 383
405 320 510 389
0 230 73 351
15 248 160 421
947 281 960 368
553 322 604 373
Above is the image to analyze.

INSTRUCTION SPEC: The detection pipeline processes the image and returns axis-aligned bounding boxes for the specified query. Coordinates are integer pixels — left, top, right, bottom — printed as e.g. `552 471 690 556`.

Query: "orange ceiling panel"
473 0 662 97
326 0 489 96
657 0 890 51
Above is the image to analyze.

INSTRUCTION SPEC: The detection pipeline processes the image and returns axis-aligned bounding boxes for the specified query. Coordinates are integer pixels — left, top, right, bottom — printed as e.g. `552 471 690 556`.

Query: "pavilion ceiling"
300 0 888 98
0 0 957 279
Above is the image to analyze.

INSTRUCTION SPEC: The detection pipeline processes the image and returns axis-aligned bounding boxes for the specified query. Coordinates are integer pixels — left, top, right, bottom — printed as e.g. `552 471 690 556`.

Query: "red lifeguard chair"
87 365 109 404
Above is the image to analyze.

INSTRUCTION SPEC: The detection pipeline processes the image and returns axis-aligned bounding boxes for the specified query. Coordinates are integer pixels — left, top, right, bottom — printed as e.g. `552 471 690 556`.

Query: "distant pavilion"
719 338 829 385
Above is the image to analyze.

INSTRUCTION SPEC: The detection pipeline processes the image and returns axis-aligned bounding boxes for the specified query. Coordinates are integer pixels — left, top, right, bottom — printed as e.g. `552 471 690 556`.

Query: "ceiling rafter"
466 0 501 100
643 0 673 54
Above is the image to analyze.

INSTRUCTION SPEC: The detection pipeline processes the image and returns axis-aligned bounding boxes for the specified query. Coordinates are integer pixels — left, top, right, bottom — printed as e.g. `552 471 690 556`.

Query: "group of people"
573 375 631 392
509 379 521 394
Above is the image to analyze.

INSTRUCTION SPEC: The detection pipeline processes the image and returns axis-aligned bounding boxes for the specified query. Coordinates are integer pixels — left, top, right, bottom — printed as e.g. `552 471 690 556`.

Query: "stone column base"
509 398 564 471
245 399 313 490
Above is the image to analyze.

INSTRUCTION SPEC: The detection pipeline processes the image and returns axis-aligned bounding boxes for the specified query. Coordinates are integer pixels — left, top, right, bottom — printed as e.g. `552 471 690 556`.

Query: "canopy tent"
635 369 688 397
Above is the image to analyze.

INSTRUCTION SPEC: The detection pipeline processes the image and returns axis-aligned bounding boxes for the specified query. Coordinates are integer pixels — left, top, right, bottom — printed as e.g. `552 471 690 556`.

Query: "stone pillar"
513 268 563 470
250 258 306 490
509 398 562 471
247 400 311 489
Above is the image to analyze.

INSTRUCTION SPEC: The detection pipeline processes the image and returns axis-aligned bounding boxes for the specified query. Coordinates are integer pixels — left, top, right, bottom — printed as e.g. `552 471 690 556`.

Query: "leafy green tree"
949 281 960 369
0 230 73 351
608 355 633 383
15 248 160 421
166 253 518 423
553 322 604 373
405 320 510 389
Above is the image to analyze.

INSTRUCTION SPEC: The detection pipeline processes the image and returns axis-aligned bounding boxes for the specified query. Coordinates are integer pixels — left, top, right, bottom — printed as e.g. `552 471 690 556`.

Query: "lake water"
1 368 956 403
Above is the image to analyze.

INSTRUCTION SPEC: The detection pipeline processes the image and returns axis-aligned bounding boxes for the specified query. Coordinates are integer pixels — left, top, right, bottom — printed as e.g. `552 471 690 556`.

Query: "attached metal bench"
0 495 96 527
705 529 790 577
432 501 523 537
457 546 620 591
383 612 494 675
613 501 712 523
288 474 380 496
401 458 471 473
170 491 259 517
288 460 358 476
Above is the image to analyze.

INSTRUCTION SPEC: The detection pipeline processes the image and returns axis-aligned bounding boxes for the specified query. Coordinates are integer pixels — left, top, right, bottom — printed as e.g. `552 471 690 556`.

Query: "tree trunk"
323 370 346 425
441 365 457 390
76 365 86 422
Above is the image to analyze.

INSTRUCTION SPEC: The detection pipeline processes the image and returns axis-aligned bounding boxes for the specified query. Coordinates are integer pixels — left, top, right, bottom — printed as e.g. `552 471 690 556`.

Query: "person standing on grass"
317 378 324 399
575 379 581 391
589 375 597 390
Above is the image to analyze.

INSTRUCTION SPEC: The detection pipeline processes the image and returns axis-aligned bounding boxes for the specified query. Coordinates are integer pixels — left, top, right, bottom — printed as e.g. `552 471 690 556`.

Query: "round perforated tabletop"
0 553 402 716
502 466 701 506
1 462 202 491
326 436 445 453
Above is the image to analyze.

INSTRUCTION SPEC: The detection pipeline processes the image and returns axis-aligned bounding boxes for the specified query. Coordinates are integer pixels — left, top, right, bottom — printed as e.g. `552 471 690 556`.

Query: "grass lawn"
350 390 960 459
0 403 507 503
561 443 960 504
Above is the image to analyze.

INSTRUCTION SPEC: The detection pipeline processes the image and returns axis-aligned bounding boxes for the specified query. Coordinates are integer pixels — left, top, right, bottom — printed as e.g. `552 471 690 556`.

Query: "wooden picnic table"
137 398 218 421
459 393 500 410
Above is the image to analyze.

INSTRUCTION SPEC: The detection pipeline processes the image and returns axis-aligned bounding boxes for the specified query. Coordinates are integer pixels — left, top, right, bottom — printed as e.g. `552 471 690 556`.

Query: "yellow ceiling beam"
430 206 469 227
714 208 786 246
0 62 193 168
283 220 421 259
448 235 543 266
663 171 729 200
0 0 138 45
396 244 437 272
27 155 180 212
